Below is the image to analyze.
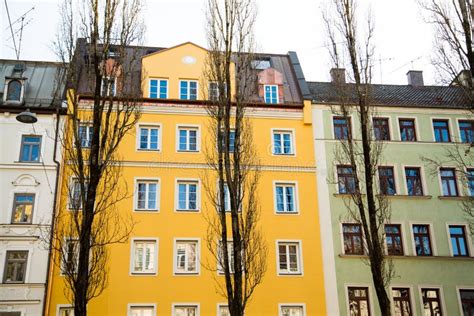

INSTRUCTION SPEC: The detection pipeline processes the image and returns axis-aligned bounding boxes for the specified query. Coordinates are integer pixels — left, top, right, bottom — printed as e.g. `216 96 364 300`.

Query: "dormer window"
6 79 22 102
264 85 278 104
101 77 116 97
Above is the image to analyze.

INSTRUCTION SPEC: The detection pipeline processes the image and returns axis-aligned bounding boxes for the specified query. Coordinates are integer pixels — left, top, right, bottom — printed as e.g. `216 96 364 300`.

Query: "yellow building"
46 42 326 316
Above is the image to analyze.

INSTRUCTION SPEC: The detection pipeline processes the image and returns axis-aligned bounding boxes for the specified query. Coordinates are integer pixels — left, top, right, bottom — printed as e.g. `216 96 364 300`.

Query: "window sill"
333 193 363 197
175 209 200 212
277 272 303 276
273 153 296 157
134 209 159 213
136 149 161 152
174 272 199 276
385 194 432 200
177 150 200 153
130 272 157 276
275 211 300 215
339 254 474 261
14 161 41 164
438 196 472 201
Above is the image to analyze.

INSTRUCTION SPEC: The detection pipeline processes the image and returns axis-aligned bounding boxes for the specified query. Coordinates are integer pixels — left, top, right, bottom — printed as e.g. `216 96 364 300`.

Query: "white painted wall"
0 111 63 316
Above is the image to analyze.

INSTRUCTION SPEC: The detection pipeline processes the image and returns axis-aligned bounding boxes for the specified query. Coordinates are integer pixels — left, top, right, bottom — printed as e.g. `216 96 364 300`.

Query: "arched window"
6 80 22 101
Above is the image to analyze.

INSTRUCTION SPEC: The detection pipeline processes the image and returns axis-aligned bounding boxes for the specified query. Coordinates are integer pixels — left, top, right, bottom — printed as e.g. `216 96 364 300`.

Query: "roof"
308 81 472 109
0 59 66 111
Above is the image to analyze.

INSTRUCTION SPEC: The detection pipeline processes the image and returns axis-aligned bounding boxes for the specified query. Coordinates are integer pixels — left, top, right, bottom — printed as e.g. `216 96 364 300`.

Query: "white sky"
1 0 436 85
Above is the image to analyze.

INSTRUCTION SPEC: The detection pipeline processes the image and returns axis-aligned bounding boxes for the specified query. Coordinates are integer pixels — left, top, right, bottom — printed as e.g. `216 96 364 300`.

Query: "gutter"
42 104 63 316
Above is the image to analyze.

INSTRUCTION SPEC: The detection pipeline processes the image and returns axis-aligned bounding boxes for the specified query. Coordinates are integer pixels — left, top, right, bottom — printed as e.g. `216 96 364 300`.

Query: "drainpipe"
42 102 63 316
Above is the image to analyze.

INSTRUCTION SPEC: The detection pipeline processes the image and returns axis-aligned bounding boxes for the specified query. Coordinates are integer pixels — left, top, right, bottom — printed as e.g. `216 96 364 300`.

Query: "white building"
0 60 65 316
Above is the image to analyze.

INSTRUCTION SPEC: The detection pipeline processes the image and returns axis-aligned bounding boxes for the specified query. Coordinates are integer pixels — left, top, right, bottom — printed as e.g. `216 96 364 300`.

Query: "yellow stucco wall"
47 43 326 316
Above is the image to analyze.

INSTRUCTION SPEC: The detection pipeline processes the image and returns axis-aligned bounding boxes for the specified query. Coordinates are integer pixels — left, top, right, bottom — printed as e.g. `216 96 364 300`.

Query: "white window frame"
130 238 158 275
173 238 200 275
149 78 168 99
402 165 429 196
345 284 375 316
278 303 306 316
136 124 162 151
68 177 88 210
56 304 74 316
271 128 296 156
176 125 200 152
172 303 200 316
276 240 303 275
3 78 25 103
264 84 279 104
208 81 227 101
216 304 230 316
217 239 237 275
445 222 472 257
61 238 78 276
409 222 437 256
134 178 160 212
101 76 117 97
418 285 446 316
179 80 199 100
77 123 93 149
175 179 200 212
127 304 157 316
389 285 416 316
273 181 299 214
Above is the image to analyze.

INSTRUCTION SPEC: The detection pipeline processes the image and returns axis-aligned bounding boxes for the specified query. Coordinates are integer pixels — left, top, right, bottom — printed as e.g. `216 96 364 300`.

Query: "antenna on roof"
373 54 394 84
4 0 35 60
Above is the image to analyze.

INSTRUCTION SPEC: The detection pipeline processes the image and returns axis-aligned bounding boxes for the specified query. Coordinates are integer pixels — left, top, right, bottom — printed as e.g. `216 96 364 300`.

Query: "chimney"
330 68 346 84
406 70 424 87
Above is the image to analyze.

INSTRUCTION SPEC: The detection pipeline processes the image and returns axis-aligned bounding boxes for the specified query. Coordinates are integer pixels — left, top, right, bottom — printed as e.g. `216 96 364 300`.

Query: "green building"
310 69 474 315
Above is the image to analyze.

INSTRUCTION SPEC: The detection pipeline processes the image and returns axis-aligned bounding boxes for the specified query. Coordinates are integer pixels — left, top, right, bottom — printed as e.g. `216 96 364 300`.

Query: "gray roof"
0 59 66 110
308 81 472 109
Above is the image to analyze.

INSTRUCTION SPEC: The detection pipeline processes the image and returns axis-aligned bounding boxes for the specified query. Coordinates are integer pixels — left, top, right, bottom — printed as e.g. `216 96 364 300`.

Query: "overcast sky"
1 0 436 85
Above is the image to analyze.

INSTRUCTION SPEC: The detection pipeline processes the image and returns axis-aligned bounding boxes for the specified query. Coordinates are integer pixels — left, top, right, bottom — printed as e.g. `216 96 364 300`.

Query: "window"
343 224 364 255
275 183 297 213
3 251 28 283
221 183 230 212
412 225 432 256
136 181 159 211
175 240 199 274
58 307 74 316
131 240 157 274
61 239 78 274
337 165 356 194
78 124 93 148
130 306 154 316
433 120 451 142
178 127 198 152
69 179 87 210
460 290 474 316
208 82 226 101
405 167 423 196
459 120 474 143
20 135 41 162
177 181 199 211
333 117 351 140
219 130 236 153
180 80 198 100
11 193 35 224
280 305 304 316
399 119 417 141
385 224 404 256
101 77 116 96
217 305 230 316
379 167 396 195
348 287 371 316
138 126 160 150
468 168 474 196
149 79 168 99
273 131 294 155
174 305 198 316
373 118 390 141
440 168 459 196
392 288 412 316
449 225 469 257
277 241 302 274
6 79 22 101
217 240 235 274
264 85 278 104
421 288 443 316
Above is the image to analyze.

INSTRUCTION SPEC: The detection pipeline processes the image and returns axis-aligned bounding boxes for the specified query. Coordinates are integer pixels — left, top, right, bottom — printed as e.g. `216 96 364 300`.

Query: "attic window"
6 79 22 102
13 64 25 76
107 49 119 58
251 59 271 70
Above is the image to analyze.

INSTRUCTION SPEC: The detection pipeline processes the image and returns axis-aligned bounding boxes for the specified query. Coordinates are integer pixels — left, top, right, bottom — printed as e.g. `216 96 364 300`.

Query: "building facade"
0 60 65 315
311 70 474 315
46 42 327 315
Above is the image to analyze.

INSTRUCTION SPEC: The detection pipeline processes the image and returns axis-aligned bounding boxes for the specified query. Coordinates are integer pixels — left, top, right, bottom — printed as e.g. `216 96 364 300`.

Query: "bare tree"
323 0 393 314
51 1 145 315
202 1 267 315
419 0 473 103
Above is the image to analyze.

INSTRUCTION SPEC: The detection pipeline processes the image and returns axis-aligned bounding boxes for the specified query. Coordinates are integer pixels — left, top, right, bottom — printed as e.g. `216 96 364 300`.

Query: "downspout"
42 103 63 316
